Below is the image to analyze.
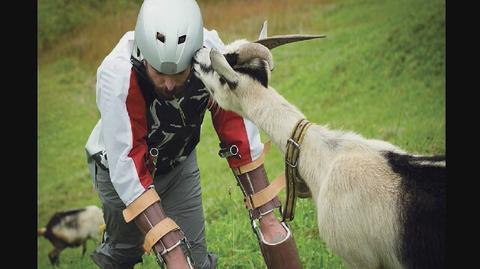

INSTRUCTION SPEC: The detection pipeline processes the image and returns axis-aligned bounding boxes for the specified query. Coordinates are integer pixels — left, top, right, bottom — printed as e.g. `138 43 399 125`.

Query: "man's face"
145 62 191 100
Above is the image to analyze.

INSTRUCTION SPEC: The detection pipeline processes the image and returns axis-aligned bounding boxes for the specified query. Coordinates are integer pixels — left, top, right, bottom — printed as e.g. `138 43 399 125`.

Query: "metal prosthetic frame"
123 188 194 268
231 145 302 269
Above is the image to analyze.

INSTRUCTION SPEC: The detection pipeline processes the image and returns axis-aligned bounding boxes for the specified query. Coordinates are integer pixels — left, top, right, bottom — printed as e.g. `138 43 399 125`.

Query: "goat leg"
82 241 87 257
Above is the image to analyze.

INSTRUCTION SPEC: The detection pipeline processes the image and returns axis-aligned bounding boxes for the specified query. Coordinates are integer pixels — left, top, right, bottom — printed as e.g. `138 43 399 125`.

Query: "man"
85 0 302 268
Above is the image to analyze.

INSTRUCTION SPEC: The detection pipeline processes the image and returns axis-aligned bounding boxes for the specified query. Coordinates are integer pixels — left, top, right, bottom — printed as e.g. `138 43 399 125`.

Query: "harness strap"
283 118 312 222
143 217 180 252
244 174 286 210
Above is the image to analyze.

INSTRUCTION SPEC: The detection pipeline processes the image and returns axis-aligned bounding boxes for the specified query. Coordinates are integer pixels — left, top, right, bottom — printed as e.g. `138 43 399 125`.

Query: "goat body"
192 41 446 269
38 205 104 265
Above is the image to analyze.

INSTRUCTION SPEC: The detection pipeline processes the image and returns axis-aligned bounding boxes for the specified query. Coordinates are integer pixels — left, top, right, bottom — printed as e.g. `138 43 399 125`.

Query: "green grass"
37 0 137 51
37 0 445 268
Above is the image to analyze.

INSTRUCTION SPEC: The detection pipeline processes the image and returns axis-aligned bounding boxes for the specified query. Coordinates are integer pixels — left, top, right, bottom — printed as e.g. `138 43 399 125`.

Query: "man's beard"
153 85 185 100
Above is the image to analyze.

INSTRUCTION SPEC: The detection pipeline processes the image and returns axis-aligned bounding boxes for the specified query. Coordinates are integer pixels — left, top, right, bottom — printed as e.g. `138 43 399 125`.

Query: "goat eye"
224 53 238 66
219 76 227 86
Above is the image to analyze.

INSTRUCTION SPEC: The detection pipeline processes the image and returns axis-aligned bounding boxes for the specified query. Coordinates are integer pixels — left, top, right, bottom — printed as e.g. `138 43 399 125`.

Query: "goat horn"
254 34 327 50
210 48 239 85
258 20 268 40
237 42 274 70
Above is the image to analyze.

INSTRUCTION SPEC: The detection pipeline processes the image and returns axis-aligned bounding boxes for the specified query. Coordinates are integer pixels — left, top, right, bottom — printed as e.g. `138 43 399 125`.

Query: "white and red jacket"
85 30 264 206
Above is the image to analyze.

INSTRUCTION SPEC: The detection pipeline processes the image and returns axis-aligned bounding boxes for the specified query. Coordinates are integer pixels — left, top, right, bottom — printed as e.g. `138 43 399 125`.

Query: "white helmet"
133 0 204 74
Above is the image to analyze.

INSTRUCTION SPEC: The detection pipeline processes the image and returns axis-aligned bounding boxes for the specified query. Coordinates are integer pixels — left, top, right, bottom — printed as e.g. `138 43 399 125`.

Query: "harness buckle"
287 138 300 149
154 251 165 268
285 138 300 168
285 158 298 168
250 218 261 241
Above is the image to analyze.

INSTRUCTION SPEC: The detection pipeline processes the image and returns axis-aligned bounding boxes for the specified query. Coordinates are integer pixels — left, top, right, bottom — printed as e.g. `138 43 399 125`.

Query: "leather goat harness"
282 118 313 222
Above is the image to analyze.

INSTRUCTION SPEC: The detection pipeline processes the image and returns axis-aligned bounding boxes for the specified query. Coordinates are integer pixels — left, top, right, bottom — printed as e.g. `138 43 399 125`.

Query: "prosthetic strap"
235 164 283 220
244 175 285 212
123 188 194 268
123 188 160 223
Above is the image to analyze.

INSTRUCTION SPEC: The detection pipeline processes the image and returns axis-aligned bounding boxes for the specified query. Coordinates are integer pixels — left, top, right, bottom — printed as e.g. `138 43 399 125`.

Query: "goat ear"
210 49 239 87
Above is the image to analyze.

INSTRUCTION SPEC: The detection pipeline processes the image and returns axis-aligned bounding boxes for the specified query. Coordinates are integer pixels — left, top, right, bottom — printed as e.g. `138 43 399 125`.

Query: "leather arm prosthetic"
123 188 193 268
235 164 282 220
231 150 302 269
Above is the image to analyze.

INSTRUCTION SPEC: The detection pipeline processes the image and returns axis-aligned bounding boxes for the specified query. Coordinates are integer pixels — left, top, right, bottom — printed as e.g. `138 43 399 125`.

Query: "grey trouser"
91 150 216 269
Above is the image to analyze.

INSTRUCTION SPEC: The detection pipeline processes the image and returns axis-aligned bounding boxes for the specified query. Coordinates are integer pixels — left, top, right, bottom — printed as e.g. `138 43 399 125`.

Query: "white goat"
38 205 105 265
192 40 446 269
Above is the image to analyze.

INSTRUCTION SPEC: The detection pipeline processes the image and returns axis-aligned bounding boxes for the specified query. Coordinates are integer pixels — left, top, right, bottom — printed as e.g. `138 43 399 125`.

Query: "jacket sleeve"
96 51 153 206
209 101 265 168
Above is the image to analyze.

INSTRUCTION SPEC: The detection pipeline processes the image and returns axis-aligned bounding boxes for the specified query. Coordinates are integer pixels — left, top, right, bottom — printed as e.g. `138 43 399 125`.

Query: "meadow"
37 0 445 268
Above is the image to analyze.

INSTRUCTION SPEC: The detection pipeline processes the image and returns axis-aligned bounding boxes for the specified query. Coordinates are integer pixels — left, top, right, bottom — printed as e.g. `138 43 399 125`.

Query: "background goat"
37 205 104 265
192 40 446 269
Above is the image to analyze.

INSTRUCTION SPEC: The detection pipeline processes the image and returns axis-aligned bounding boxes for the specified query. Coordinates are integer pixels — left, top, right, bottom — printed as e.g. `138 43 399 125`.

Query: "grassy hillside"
37 0 445 268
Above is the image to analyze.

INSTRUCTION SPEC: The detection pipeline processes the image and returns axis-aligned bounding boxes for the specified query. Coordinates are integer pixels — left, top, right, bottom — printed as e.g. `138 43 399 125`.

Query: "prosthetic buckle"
154 237 195 269
218 143 241 159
